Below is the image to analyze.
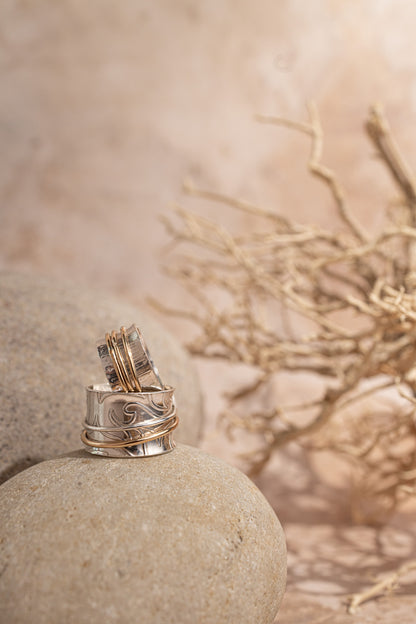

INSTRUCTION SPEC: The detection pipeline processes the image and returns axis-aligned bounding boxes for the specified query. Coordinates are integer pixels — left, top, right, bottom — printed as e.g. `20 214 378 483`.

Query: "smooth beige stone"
0 444 286 624
0 272 203 482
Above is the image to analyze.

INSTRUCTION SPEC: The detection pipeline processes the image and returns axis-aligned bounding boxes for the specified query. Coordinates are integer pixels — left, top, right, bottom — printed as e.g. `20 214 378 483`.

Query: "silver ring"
96 324 163 392
82 384 176 458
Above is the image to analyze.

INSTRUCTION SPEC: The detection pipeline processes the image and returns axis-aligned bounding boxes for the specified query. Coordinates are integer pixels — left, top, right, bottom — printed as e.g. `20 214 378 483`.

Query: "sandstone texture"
0 272 203 482
0 444 286 624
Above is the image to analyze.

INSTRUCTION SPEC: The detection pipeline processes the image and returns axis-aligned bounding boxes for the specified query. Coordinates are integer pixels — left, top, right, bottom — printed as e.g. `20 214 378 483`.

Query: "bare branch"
347 559 416 614
157 103 416 538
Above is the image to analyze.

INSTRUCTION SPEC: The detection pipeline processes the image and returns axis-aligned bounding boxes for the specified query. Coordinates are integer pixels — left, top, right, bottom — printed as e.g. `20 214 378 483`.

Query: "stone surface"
0 444 286 624
0 272 203 482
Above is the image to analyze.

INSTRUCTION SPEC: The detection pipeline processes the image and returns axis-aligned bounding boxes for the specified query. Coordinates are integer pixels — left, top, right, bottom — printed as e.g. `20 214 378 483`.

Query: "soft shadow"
0 456 44 484
254 446 416 600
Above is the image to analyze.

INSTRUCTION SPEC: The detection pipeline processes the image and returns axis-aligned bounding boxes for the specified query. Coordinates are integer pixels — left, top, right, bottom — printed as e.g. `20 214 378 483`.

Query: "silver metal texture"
82 384 177 457
96 325 163 392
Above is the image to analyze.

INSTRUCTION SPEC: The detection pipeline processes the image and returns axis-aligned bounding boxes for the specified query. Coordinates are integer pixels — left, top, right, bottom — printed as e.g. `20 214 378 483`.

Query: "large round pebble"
0 272 203 482
0 444 286 624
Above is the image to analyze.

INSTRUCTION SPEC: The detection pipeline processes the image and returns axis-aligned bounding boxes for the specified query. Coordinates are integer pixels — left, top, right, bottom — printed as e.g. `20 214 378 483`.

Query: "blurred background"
1 1 416 621
2 0 416 300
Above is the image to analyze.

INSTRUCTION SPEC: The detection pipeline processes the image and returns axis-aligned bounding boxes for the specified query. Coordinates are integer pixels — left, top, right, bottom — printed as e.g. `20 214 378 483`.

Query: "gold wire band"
105 331 134 392
120 326 142 391
111 330 134 392
105 331 125 390
81 415 179 448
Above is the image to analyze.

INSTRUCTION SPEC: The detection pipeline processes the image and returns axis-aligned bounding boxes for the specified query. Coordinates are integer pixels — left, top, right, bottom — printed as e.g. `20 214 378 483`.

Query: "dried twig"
160 103 416 521
347 559 416 614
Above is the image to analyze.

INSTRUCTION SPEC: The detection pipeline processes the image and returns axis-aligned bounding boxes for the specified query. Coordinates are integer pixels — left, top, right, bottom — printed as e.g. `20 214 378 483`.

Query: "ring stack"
82 325 177 457
96 324 163 392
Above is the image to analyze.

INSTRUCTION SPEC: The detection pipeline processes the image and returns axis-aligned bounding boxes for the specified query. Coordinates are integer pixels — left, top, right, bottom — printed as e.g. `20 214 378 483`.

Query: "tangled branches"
157 103 416 524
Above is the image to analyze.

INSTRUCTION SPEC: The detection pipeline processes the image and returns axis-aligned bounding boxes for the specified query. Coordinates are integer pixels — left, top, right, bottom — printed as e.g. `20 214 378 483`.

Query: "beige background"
3 0 416 300
1 1 416 621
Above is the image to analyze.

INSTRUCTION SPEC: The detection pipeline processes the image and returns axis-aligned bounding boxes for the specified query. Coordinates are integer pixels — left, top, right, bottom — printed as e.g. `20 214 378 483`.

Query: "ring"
97 325 163 392
81 383 177 458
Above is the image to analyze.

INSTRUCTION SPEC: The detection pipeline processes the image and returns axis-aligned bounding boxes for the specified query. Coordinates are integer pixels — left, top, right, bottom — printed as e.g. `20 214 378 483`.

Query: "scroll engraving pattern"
86 389 176 444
